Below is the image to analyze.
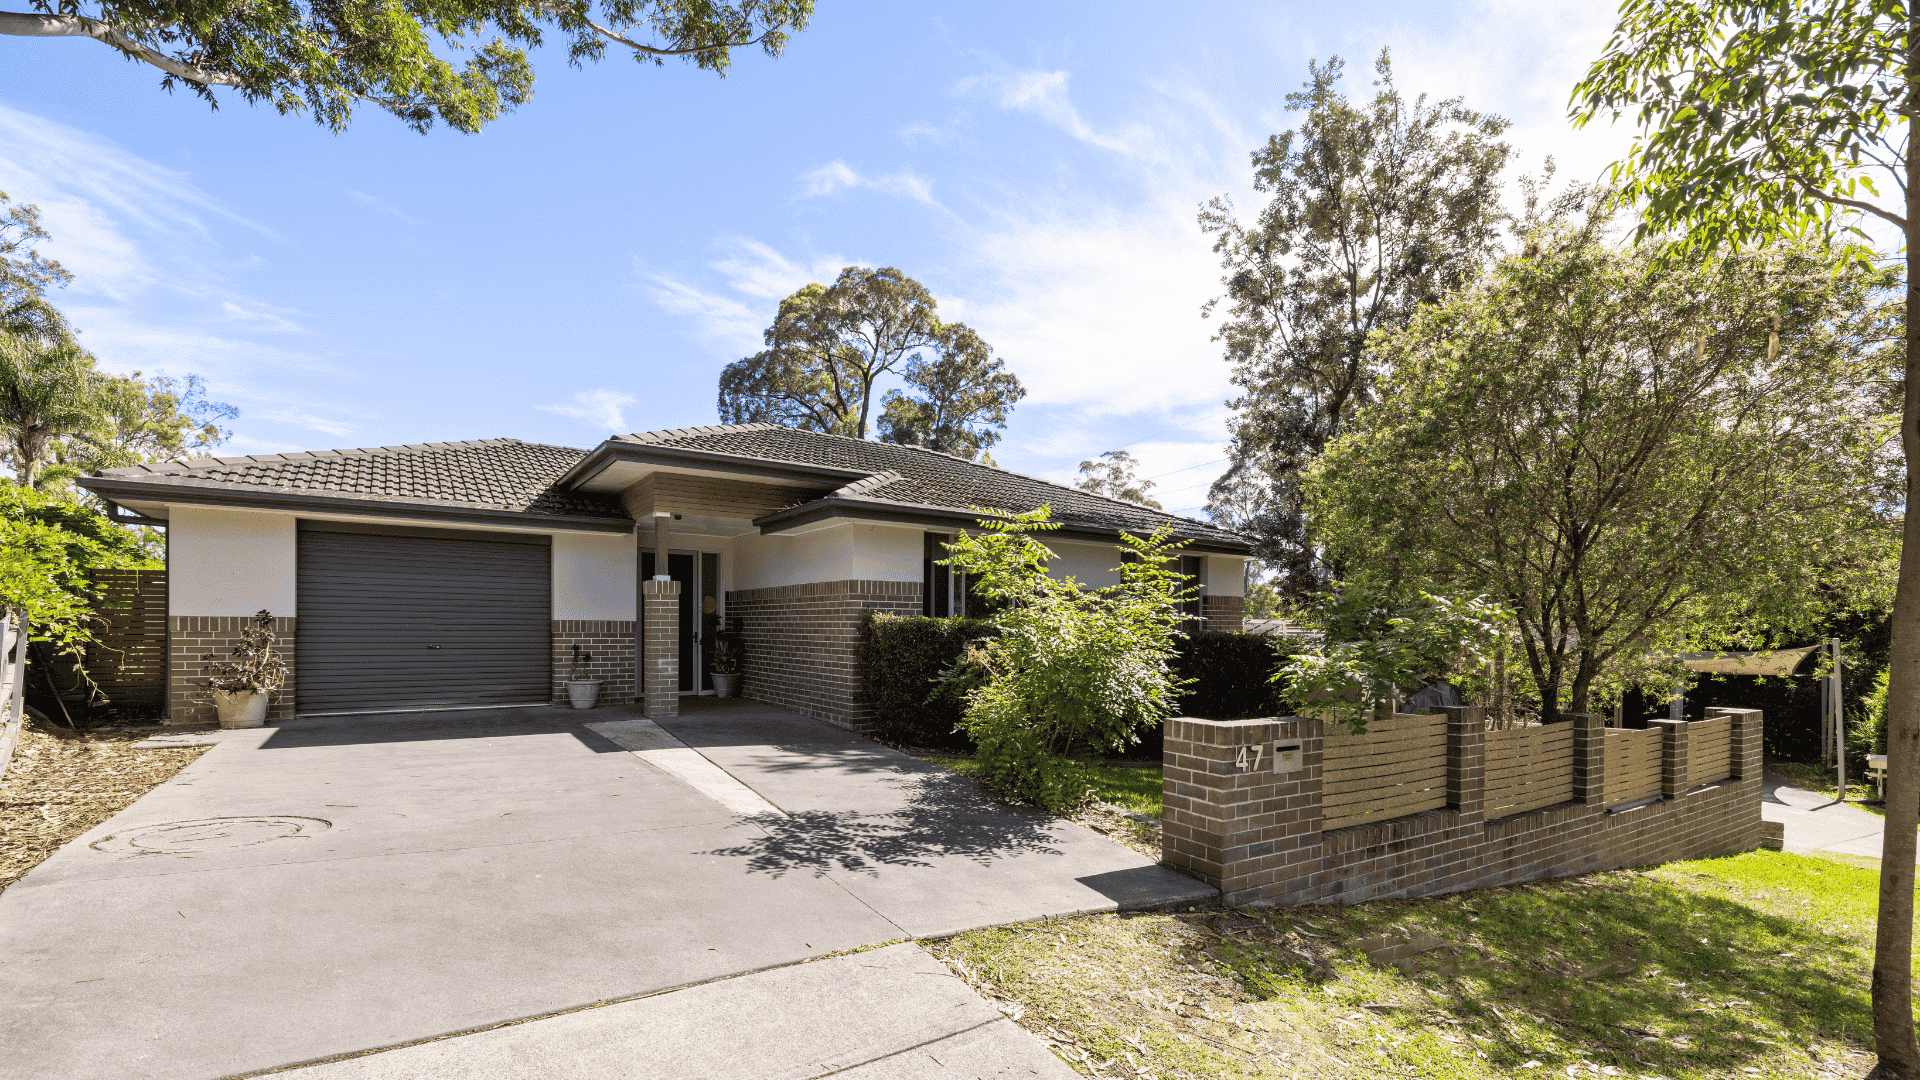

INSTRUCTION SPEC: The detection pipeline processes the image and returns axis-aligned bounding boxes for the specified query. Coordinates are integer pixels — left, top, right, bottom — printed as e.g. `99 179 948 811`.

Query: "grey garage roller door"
296 524 551 713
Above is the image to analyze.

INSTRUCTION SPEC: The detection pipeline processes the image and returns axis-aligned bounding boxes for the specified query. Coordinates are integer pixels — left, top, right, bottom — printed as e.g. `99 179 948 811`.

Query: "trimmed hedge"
856 613 997 750
1173 631 1289 721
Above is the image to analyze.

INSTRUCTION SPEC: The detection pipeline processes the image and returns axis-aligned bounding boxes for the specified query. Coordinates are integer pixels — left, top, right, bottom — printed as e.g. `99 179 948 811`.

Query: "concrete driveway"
0 701 1205 1079
1763 771 1895 859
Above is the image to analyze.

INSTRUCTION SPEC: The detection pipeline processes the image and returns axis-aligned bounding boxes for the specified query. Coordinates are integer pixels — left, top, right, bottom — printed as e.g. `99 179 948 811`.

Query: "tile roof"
616 423 1247 548
86 439 627 520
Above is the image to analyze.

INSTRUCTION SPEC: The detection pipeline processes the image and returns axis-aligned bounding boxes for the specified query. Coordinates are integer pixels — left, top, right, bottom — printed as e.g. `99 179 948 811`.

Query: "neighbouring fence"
81 569 168 719
0 610 27 782
1162 706 1761 906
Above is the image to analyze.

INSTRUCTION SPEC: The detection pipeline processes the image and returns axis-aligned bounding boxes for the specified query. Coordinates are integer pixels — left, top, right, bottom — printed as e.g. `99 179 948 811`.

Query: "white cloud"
642 237 855 355
954 68 1161 160
541 389 637 432
798 161 941 207
255 410 355 437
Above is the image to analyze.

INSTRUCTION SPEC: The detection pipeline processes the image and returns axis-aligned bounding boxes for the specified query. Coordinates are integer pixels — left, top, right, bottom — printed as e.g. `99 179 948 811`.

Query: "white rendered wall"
1205 555 1248 597
169 506 298 617
1044 539 1126 588
552 532 637 621
731 521 921 592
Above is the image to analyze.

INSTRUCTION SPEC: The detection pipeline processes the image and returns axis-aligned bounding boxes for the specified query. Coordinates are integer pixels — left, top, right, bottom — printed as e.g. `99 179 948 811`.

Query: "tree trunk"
1870 24 1920 1073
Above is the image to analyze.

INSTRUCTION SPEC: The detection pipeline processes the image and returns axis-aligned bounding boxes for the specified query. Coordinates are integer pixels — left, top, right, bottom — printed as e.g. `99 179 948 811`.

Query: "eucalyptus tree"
718 266 1024 454
1570 5 1918 1070
0 330 106 488
0 0 813 133
1308 229 1899 727
1074 450 1161 508
0 191 70 342
1200 48 1516 600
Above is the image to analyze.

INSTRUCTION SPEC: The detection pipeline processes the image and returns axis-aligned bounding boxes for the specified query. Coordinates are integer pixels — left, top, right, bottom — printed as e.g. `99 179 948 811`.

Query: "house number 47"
1234 744 1264 772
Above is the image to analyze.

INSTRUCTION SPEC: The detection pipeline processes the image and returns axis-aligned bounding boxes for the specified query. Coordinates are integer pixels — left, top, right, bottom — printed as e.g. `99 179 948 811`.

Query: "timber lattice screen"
1689 714 1733 787
84 569 167 718
1321 711 1448 829
1484 723 1575 817
1606 726 1664 805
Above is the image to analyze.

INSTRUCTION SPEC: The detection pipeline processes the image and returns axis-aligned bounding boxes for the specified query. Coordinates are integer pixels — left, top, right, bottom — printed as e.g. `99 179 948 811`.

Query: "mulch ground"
0 722 212 893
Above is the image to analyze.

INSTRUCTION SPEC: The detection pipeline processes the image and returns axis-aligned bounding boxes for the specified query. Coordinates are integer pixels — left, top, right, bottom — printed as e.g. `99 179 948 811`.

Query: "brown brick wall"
1202 594 1244 633
168 616 297 725
725 579 922 731
552 621 635 706
1165 706 1765 907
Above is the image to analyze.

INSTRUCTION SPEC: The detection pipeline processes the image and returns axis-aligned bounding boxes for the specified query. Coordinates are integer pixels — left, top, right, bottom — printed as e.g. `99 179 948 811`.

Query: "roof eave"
752 497 1255 555
76 476 635 534
557 440 873 491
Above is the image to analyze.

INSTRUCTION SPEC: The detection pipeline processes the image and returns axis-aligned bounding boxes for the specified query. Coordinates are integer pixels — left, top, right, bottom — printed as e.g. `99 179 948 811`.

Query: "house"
77 424 1255 729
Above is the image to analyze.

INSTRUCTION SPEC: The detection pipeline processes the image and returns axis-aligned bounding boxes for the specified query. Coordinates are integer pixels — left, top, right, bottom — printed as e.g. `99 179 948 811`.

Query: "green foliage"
1169 631 1287 720
0 191 69 341
1307 227 1899 721
1276 580 1511 733
855 612 997 750
717 266 1023 459
1571 0 1904 265
939 506 1192 812
1 0 814 134
0 481 153 649
1198 47 1527 600
1853 667 1892 764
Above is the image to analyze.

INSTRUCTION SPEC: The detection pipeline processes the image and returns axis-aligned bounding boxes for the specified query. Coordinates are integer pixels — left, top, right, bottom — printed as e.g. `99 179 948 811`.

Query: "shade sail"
1680 645 1820 677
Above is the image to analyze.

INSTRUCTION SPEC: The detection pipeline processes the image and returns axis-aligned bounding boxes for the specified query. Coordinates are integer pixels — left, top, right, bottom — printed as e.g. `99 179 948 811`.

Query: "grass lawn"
924 756 1163 817
927 848 1900 1079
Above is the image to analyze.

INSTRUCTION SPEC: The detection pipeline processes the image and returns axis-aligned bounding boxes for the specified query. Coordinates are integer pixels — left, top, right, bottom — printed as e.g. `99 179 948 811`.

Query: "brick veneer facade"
1202 594 1244 633
726 579 922 731
167 616 297 725
641 580 680 718
552 621 635 706
1163 706 1763 907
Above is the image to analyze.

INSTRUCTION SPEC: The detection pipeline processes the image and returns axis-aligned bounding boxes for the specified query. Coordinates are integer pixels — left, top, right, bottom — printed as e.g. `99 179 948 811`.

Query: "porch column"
642 578 680 718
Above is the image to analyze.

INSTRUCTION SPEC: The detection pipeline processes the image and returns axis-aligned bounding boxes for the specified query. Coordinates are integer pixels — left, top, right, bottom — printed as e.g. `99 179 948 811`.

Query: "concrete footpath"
285 942 1076 1079
0 702 1205 1079
1763 772 1894 859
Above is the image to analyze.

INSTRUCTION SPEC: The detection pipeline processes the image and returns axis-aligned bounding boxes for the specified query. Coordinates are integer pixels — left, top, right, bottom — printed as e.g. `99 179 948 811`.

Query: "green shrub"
856 613 997 750
1173 632 1289 719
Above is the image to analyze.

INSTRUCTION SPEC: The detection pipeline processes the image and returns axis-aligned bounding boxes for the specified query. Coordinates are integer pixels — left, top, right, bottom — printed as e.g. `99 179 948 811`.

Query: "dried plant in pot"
565 644 601 710
201 611 288 728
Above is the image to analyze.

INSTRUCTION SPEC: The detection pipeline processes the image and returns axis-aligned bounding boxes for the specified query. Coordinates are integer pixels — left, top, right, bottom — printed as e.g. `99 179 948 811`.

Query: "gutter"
751 497 1256 556
75 477 635 535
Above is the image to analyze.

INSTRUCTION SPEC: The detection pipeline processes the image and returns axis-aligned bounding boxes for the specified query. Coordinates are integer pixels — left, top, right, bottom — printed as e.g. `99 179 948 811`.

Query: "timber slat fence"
1607 727 1665 805
83 569 168 718
1484 723 1575 817
1321 712 1449 828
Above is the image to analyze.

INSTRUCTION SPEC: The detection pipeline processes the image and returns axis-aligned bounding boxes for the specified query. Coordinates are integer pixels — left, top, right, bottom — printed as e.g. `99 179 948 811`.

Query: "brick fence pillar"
1572 711 1607 806
1653 718 1690 798
1444 706 1485 823
1720 707 1763 781
641 579 680 718
1162 716 1321 907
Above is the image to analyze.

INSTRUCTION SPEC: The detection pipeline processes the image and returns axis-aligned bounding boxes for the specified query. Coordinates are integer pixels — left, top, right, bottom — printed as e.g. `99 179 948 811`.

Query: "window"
923 533 953 617
1180 554 1205 630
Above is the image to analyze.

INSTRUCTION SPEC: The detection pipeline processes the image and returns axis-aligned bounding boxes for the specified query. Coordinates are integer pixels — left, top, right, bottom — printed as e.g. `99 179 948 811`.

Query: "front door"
640 552 697 693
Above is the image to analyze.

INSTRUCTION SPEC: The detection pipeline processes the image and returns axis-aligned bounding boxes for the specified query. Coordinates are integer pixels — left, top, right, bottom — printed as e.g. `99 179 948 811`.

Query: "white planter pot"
712 673 739 698
213 689 269 729
566 680 602 710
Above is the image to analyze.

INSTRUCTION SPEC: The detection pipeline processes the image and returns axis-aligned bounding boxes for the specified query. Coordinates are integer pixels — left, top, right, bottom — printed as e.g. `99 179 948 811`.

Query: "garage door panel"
297 529 551 714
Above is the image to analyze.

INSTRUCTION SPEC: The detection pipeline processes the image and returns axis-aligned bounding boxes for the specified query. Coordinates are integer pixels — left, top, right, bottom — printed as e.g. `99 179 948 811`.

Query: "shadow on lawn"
1235 872 1871 1074
699 769 1063 878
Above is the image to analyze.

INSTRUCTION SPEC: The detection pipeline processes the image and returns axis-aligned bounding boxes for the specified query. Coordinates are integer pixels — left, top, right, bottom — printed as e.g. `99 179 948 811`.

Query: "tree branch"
0 10 247 87
525 1 765 58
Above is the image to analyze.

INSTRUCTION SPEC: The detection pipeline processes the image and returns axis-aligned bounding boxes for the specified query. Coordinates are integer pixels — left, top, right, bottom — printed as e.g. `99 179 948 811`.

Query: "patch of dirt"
1070 801 1162 858
0 723 212 893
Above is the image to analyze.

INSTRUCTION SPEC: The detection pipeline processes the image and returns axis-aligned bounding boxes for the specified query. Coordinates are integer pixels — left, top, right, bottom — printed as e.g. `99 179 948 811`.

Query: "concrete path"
0 702 1203 1079
1763 771 1891 859
285 942 1076 1080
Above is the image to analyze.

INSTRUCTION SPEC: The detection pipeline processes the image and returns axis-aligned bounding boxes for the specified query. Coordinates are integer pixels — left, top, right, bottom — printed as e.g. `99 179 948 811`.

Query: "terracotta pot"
566 679 602 710
213 689 269 729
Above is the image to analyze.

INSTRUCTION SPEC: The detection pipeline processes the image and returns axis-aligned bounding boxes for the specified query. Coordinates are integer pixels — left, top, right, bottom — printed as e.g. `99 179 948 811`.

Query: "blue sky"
0 1 1633 519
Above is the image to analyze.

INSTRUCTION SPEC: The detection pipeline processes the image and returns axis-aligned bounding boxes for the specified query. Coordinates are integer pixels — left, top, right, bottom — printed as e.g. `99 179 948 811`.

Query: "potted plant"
201 610 287 729
710 634 743 698
565 644 601 710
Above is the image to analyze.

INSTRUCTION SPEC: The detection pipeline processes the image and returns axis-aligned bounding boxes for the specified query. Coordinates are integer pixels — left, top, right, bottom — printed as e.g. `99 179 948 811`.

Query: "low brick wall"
726 579 921 730
1162 706 1763 906
1202 594 1244 633
551 621 635 706
167 616 298 725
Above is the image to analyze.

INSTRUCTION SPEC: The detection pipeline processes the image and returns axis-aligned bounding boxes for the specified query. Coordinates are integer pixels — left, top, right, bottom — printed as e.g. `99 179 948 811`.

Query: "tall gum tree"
1571 3 1917 1072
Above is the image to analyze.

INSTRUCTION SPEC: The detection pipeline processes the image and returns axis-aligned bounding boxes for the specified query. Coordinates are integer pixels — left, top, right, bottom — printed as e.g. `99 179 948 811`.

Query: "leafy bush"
1171 632 1289 720
0 482 153 649
856 613 997 750
941 507 1192 812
